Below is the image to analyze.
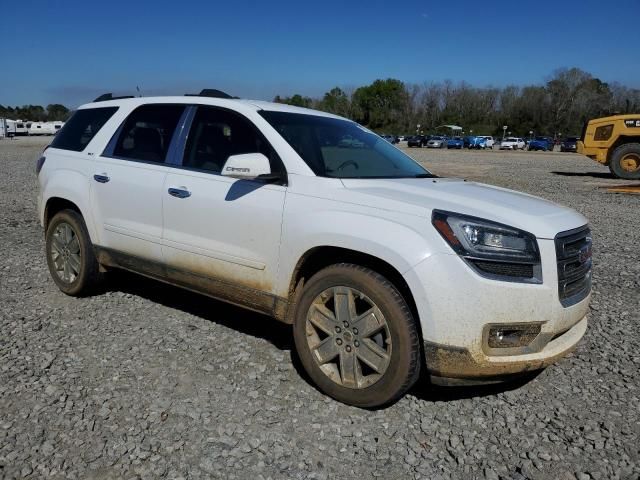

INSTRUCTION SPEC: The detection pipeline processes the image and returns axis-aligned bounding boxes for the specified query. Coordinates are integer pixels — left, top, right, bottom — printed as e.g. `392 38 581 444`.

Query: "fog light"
487 324 541 348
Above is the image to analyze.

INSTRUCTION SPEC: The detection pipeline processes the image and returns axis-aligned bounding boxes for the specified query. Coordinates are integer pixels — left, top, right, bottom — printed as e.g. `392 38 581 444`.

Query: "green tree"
317 87 350 117
274 94 313 108
352 78 408 132
46 104 70 121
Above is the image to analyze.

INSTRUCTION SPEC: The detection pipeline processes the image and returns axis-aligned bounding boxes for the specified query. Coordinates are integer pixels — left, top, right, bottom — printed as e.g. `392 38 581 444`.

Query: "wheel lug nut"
353 328 358 335
343 321 349 328
336 338 343 346
335 326 341 333
354 340 360 347
345 345 352 352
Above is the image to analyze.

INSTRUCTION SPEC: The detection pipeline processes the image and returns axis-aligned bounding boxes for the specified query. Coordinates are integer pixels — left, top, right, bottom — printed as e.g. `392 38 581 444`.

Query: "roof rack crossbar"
184 89 236 99
93 93 135 102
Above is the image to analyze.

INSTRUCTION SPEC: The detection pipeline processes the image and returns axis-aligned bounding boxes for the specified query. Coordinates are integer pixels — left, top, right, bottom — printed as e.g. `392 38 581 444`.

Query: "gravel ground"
1 136 639 480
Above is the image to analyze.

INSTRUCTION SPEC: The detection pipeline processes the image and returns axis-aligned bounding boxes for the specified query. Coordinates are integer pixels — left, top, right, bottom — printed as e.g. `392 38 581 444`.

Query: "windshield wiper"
414 173 437 178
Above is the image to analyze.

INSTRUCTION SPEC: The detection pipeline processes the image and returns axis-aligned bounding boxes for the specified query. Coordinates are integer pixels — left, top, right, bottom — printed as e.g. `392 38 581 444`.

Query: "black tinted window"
51 107 118 152
113 104 184 163
183 106 281 174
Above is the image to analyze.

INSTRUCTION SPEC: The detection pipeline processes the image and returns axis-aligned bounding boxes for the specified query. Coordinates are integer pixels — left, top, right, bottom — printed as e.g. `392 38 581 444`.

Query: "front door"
161 106 287 301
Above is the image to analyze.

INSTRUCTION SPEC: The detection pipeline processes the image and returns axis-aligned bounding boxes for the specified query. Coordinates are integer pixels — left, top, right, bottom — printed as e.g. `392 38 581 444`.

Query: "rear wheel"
609 143 640 180
293 264 421 407
45 209 103 296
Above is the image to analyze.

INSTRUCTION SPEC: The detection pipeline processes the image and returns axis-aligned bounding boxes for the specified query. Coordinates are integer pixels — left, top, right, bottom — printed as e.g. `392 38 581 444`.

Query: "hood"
339 177 587 239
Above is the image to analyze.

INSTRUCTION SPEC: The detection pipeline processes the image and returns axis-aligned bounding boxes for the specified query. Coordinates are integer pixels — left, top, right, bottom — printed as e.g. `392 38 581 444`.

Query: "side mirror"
221 153 271 180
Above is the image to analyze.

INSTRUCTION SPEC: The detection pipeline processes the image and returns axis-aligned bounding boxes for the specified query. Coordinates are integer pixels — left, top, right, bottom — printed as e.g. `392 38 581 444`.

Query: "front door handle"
93 173 110 183
168 187 191 199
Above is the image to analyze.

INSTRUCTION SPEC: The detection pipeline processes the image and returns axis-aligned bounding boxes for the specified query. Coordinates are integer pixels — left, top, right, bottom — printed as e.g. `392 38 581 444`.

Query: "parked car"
446 137 464 149
528 136 554 151
463 136 487 149
407 135 426 147
380 134 397 144
38 91 592 407
500 137 525 150
478 135 495 149
427 136 447 148
560 136 579 152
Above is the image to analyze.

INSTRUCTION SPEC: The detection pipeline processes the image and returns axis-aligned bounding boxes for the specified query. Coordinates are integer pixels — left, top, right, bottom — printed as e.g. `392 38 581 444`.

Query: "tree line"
274 67 640 137
0 104 70 122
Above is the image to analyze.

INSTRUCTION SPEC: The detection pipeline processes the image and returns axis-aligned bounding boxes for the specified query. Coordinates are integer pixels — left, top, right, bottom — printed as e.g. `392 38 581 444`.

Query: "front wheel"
293 264 421 408
45 209 103 296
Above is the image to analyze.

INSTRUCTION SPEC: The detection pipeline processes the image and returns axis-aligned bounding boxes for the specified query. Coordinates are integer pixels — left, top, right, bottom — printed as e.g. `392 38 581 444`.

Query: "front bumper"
425 315 587 381
404 241 590 380
577 141 608 164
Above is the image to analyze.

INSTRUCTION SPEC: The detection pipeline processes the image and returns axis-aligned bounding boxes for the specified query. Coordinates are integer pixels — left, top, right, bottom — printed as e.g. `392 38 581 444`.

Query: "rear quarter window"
50 107 118 152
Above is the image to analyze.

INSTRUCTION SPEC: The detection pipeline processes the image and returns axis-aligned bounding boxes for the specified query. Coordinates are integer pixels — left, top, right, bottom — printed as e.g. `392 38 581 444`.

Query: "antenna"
136 85 143 97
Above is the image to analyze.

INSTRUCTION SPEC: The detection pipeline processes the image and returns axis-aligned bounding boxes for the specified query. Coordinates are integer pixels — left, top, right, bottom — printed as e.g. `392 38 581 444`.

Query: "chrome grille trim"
555 226 592 307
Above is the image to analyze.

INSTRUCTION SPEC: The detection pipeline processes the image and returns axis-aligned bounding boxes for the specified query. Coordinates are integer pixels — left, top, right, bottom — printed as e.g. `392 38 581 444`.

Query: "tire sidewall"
45 210 94 296
293 265 419 408
609 143 640 180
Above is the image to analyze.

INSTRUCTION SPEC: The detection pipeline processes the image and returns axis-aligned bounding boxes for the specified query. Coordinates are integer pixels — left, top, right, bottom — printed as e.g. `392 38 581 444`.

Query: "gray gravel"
1 137 639 480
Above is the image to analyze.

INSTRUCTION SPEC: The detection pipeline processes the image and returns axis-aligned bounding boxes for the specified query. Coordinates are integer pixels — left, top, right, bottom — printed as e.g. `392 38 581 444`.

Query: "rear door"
161 105 286 297
91 104 186 262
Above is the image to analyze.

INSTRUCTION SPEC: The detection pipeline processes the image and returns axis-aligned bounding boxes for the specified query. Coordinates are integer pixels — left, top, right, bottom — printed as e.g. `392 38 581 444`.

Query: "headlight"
432 210 542 282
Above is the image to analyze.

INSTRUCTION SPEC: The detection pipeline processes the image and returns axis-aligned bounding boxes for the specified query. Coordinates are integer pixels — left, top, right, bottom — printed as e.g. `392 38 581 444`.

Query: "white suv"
37 91 592 407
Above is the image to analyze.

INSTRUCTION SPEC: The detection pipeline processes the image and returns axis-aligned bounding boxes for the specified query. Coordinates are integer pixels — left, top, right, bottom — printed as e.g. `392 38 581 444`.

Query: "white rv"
2 119 17 137
28 121 65 135
13 120 29 136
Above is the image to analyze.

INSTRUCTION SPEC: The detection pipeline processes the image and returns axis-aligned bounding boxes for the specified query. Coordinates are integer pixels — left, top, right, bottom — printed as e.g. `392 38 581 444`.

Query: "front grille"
555 226 592 307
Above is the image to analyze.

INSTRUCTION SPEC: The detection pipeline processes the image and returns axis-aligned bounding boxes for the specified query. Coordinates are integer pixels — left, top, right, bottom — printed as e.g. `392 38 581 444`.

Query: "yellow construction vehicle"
578 114 640 179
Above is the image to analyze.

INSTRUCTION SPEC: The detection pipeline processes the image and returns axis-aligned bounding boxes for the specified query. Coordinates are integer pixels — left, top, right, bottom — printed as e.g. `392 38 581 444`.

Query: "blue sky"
1 0 639 107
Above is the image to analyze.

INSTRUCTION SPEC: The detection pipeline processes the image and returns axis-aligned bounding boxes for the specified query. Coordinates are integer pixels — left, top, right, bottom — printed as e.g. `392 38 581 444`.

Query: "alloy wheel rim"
305 286 392 389
620 153 640 173
50 222 81 284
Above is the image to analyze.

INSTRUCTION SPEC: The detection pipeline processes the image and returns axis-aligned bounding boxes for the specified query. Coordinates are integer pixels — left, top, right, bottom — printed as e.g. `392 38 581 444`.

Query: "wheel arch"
285 246 421 330
41 169 99 242
44 197 82 230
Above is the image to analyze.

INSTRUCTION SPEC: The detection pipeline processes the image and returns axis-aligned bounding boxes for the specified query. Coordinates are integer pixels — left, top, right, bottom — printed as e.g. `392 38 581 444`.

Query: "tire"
45 209 103 296
609 143 640 180
293 263 421 408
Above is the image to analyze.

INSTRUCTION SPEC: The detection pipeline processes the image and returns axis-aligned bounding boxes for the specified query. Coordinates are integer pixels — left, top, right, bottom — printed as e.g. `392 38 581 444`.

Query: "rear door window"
50 107 118 152
112 104 185 163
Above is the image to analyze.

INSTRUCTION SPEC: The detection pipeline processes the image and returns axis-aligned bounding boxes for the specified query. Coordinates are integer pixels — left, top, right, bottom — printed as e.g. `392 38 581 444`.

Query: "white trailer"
2 119 17 137
13 120 29 136
28 121 64 135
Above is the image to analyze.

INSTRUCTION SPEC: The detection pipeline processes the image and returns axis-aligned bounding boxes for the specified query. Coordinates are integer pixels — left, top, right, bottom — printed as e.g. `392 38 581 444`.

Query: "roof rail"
185 89 236 99
93 93 135 102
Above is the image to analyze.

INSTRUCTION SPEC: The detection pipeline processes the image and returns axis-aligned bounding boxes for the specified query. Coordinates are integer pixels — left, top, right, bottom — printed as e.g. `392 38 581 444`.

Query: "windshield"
505 137 517 142
259 111 433 179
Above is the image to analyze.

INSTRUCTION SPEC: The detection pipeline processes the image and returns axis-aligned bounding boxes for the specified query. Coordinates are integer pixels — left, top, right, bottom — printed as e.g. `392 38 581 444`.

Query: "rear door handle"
168 187 191 199
93 173 110 183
